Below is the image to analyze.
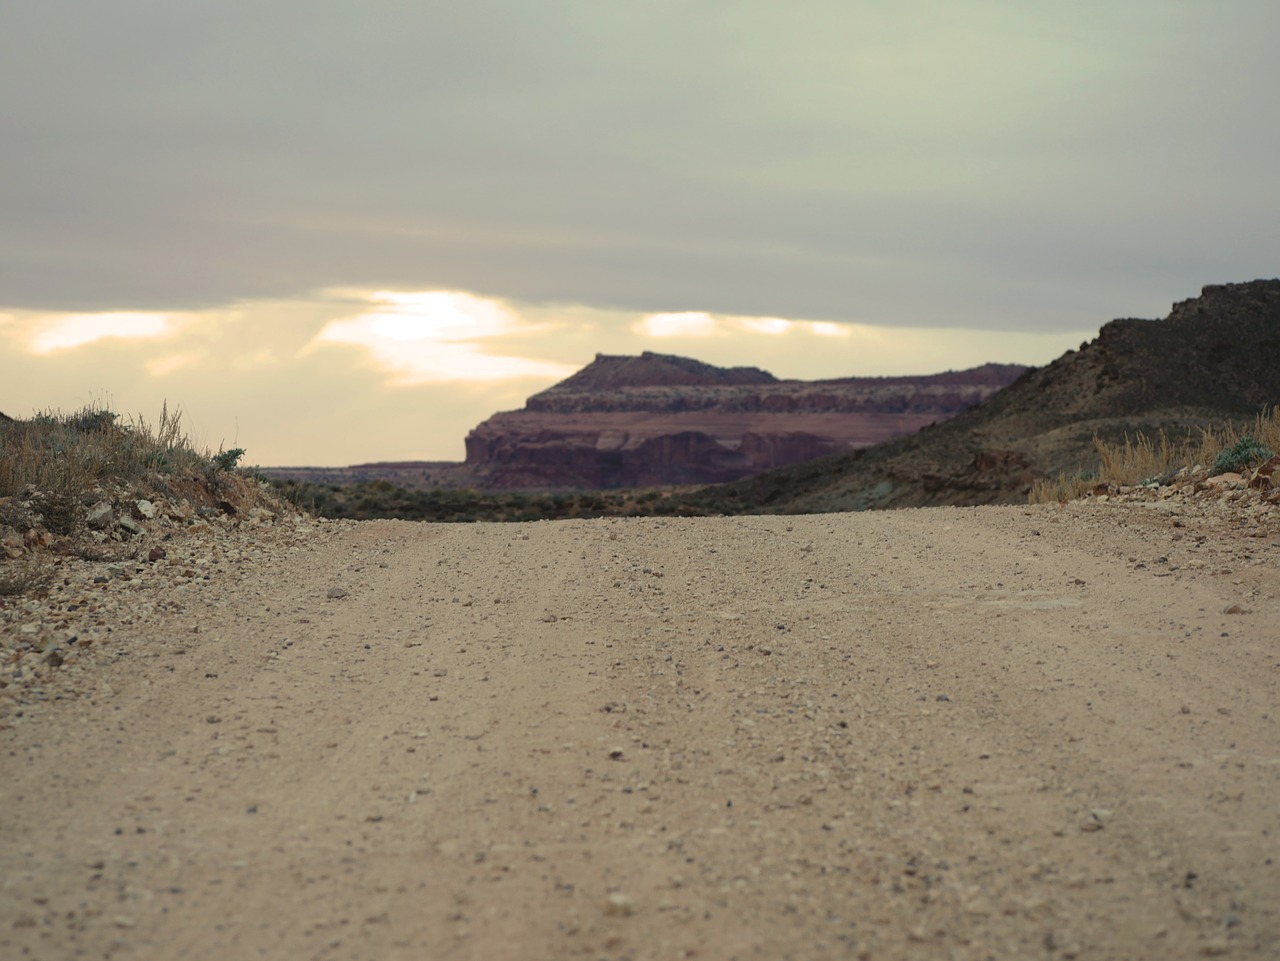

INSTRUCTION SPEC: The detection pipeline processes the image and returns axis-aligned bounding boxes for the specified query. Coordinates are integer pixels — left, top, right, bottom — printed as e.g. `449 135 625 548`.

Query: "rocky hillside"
699 280 1280 512
464 352 1026 489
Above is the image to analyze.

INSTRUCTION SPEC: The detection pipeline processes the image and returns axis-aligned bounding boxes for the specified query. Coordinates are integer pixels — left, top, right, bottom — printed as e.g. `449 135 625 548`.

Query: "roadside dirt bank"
2 501 1277 960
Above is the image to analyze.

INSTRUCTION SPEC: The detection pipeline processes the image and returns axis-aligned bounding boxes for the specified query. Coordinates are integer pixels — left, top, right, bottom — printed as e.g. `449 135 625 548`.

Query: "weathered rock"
2 531 23 559
1248 455 1279 490
85 502 113 530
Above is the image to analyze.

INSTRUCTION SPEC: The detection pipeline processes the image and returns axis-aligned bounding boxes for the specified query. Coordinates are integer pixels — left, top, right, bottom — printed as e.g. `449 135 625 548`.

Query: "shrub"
1091 430 1185 486
210 447 247 472
0 563 53 597
1211 436 1274 476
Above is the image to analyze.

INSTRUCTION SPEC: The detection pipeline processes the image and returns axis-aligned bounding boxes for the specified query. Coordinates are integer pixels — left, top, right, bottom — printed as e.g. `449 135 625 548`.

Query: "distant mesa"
463 350 1027 489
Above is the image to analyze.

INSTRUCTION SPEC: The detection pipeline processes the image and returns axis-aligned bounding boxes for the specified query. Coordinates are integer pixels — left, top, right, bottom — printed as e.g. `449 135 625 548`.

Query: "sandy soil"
2 501 1277 960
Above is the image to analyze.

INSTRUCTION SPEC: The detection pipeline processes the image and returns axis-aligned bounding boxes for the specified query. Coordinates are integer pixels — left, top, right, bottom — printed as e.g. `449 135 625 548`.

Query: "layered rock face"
464 352 1026 489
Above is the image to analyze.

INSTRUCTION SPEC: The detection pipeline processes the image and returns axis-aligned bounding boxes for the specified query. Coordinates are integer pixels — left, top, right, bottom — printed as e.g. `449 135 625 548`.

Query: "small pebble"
603 892 635 917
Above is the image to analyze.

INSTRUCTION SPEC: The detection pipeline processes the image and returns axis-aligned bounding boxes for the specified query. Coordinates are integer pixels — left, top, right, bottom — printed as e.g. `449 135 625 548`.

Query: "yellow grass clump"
0 402 201 500
1030 407 1278 505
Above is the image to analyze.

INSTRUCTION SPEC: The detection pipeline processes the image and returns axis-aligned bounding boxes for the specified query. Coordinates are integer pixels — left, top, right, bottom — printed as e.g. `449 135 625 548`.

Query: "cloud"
0 1 1274 335
145 352 201 378
310 290 578 384
634 312 854 343
738 317 796 336
635 312 721 338
27 312 179 354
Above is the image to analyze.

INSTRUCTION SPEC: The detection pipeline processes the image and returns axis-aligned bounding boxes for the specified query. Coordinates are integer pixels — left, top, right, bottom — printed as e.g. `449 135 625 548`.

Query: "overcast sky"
2 2 1276 464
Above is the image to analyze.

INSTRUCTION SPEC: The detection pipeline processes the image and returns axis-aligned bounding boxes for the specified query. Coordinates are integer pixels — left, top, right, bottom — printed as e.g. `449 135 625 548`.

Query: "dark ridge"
808 362 1031 389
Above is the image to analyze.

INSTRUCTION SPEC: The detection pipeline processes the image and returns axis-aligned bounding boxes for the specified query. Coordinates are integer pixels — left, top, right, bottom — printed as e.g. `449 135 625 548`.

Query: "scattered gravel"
1 504 356 720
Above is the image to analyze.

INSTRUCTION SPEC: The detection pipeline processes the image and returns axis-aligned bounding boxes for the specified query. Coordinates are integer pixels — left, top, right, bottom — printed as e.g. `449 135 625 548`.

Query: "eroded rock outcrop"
464 352 1026 489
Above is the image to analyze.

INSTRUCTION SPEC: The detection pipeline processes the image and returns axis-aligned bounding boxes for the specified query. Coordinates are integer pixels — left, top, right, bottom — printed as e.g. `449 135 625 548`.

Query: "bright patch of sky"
312 290 576 384
636 313 722 339
27 313 178 354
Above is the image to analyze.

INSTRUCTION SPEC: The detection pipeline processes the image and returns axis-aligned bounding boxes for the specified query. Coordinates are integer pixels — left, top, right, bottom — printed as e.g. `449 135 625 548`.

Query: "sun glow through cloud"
28 312 176 354
635 312 720 338
739 317 793 336
312 290 577 384
361 290 515 341
636 312 855 341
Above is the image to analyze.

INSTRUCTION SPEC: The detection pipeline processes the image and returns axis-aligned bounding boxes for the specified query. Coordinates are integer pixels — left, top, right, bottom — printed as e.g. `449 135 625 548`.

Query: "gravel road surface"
2 501 1277 959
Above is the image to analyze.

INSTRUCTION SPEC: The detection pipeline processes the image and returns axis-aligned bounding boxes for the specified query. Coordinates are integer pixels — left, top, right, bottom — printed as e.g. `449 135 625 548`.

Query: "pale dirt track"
2 503 1278 960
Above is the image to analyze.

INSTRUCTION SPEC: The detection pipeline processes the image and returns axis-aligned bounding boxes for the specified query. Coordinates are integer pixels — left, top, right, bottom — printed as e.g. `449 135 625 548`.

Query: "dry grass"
0 401 203 501
0 401 271 537
1028 472 1098 506
1093 429 1192 487
1030 407 1279 504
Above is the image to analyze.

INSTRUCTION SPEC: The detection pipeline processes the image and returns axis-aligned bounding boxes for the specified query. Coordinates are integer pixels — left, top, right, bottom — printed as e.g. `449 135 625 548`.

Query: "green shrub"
210 447 247 472
1211 436 1273 476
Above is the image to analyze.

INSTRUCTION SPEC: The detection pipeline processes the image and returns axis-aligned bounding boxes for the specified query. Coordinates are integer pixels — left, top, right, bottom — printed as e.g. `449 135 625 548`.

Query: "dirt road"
2 501 1277 960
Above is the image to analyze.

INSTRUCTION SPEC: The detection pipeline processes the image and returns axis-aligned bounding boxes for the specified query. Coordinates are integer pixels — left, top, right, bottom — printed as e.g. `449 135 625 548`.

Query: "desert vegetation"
0 402 281 554
271 477 720 523
1029 407 1279 504
9 402 1275 532
1 403 241 500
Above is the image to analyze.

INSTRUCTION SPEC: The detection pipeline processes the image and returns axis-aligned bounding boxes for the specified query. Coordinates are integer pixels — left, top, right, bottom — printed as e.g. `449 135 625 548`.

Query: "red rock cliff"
464 352 1026 489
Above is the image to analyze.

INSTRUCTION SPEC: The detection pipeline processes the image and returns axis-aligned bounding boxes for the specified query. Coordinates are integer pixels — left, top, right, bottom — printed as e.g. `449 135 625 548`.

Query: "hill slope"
701 280 1280 512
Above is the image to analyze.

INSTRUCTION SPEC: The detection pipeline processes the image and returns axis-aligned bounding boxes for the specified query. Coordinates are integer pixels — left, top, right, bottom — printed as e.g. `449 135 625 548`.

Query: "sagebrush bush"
1210 436 1274 476
0 562 54 596
210 447 247 472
